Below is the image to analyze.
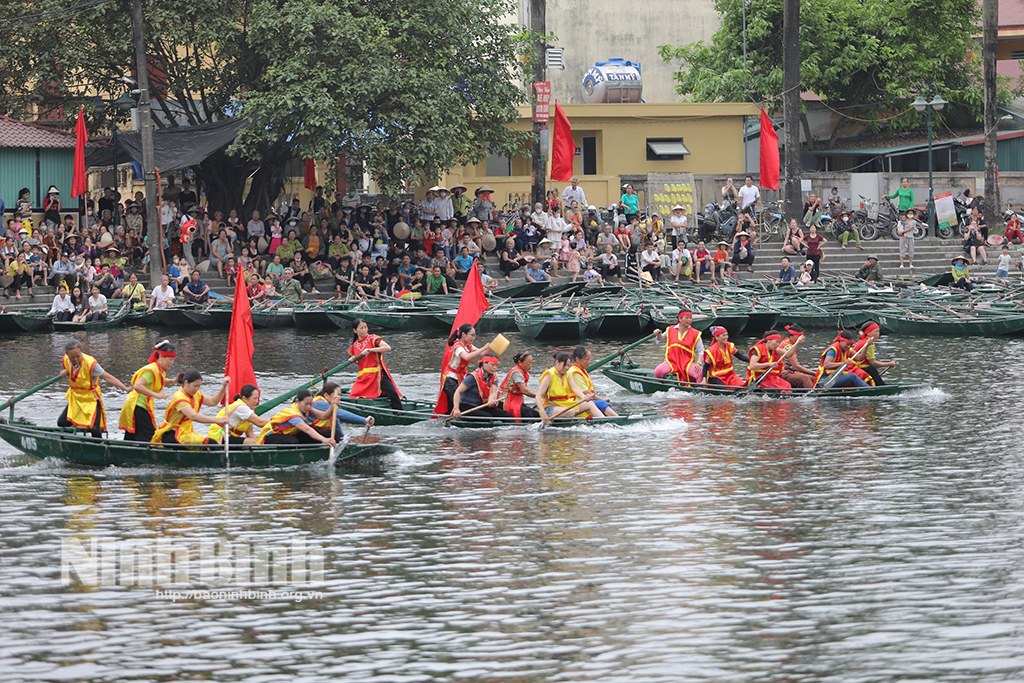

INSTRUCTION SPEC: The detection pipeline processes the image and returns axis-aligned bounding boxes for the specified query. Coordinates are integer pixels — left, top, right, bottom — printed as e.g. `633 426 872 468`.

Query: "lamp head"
930 94 947 111
912 96 928 113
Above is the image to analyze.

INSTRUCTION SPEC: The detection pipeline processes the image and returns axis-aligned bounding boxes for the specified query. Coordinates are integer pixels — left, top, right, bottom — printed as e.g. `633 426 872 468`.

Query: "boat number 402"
20 436 37 451
630 381 644 392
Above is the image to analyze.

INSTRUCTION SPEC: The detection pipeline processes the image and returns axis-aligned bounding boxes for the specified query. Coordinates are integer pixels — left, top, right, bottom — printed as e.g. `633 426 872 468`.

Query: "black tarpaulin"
84 118 248 172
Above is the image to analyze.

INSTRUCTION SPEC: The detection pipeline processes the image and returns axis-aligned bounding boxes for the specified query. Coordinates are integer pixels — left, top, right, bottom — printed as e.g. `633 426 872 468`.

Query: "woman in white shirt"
85 284 108 322
546 207 569 244
669 205 688 248
640 244 663 281
48 284 75 322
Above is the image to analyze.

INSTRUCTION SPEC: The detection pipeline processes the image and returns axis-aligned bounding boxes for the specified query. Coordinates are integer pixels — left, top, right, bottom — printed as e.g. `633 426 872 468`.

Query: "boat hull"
867 312 1024 336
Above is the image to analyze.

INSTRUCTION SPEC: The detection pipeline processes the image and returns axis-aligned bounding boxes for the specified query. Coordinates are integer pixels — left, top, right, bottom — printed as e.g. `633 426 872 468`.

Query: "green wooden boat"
602 365 928 398
251 306 297 328
52 302 131 332
584 310 652 337
866 311 1024 336
541 281 589 298
736 311 780 337
492 281 549 299
326 308 439 331
0 420 398 468
153 306 206 328
336 397 655 429
0 310 51 333
292 307 345 330
431 307 518 333
127 309 163 326
516 312 588 340
181 305 234 328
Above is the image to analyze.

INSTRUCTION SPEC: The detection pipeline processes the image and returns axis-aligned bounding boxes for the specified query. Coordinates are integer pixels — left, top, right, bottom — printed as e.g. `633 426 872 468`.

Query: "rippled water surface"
1 326 1023 681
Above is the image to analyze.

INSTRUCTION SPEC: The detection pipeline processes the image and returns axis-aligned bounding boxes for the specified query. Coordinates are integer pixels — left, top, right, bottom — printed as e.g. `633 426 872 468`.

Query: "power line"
0 0 115 28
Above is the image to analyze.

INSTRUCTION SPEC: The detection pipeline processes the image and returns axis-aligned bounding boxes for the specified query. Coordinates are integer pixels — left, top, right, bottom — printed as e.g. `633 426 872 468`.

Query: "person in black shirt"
97 187 117 217
178 180 198 213
311 186 326 214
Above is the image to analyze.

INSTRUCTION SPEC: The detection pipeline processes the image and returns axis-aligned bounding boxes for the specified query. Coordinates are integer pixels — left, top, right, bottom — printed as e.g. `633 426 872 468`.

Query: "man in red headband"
849 321 898 386
654 309 704 382
746 330 793 390
778 324 816 389
813 330 870 388
703 326 748 386
451 355 511 420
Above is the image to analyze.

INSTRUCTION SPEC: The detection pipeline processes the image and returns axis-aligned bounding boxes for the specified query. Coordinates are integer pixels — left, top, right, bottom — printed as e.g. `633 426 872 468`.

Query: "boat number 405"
629 381 644 392
20 436 37 451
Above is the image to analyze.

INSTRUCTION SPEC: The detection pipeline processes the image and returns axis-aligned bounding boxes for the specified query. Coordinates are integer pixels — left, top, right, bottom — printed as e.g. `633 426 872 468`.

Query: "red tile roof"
0 116 78 149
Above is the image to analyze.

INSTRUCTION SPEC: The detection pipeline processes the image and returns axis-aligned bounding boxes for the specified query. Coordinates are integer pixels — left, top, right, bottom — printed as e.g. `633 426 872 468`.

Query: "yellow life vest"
565 364 595 393
151 389 209 445
539 367 578 410
63 353 104 430
257 402 307 443
118 362 165 434
208 399 253 443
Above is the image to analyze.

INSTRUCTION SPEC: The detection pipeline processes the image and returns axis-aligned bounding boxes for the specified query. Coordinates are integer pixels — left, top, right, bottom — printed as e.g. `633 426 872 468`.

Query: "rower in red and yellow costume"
58 339 130 438
434 323 492 415
536 351 599 424
702 326 748 387
848 321 898 386
257 388 337 446
813 330 870 388
151 370 228 445
208 384 270 445
654 309 704 381
347 318 403 410
499 351 539 419
566 346 618 417
119 340 177 442
746 330 794 390
777 324 817 389
451 356 511 420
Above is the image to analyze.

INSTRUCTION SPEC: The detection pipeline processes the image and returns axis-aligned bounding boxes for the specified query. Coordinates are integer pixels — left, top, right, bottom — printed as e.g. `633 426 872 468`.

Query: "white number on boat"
629 381 644 392
20 436 37 451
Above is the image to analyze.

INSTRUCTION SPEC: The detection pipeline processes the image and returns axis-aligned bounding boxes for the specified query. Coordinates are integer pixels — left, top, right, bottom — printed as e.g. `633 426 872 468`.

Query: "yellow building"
438 102 759 209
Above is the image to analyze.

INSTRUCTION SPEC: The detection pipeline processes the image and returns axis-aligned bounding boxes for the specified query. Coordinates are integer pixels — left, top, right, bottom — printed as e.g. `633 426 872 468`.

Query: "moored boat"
0 310 52 333
866 311 1024 336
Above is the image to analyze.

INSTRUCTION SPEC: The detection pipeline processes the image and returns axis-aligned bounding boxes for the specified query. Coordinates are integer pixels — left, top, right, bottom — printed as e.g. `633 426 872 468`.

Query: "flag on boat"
551 102 575 182
759 108 780 191
72 106 88 199
433 260 489 414
225 262 257 400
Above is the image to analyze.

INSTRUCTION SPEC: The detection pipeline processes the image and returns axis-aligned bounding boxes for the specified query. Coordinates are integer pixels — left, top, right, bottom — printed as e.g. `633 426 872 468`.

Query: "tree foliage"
659 0 1020 145
0 0 535 211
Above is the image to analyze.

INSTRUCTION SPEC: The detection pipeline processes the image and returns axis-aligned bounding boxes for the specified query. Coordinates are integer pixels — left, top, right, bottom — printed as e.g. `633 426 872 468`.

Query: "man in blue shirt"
396 254 418 288
452 246 476 281
776 256 798 283
525 259 549 282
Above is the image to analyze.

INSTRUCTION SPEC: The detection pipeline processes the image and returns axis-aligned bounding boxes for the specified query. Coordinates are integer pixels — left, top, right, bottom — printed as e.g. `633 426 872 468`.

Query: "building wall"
0 148 74 210
527 0 720 104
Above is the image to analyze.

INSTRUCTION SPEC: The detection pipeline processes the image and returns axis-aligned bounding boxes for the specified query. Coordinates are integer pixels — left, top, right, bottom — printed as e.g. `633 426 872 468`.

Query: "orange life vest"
500 365 529 417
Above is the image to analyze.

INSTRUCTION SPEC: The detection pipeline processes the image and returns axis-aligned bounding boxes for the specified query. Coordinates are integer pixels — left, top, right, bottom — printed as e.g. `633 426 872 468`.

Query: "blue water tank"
581 59 643 104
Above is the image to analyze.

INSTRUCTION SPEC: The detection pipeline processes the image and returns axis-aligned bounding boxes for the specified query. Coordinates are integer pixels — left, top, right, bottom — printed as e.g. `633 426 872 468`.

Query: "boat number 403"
630 381 644 392
20 436 37 451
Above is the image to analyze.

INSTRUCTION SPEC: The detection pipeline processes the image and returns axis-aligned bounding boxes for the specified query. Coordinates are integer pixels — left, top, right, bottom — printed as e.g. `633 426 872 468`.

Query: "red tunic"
434 340 473 414
665 325 702 378
747 340 791 390
704 341 744 387
499 365 530 417
348 334 403 399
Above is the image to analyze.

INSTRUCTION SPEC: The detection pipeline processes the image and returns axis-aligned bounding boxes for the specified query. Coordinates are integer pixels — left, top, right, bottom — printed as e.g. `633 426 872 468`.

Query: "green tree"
659 0 1018 148
0 0 535 213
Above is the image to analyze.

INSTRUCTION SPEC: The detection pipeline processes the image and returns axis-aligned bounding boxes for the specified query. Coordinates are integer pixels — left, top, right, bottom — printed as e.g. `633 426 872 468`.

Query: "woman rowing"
777 324 817 389
451 356 511 420
702 326 747 387
536 351 605 425
59 340 130 438
848 321 898 386
499 351 540 419
207 384 271 445
813 330 870 389
119 340 177 442
257 388 336 446
151 370 229 445
309 382 375 439
348 319 403 410
566 346 618 417
653 309 703 382
435 323 493 414
746 330 797 390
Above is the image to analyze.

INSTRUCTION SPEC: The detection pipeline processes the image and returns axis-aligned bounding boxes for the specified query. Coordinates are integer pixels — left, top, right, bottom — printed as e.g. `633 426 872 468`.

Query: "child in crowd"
996 245 1012 279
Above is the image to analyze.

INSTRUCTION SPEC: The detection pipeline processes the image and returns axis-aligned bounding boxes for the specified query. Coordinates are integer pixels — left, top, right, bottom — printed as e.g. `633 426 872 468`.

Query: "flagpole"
223 385 230 469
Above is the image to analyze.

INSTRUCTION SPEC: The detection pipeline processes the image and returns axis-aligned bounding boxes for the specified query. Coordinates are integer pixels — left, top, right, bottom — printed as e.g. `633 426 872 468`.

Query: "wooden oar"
443 402 497 421
536 398 588 431
809 342 870 393
589 332 657 371
742 337 802 393
2 374 63 420
255 351 368 416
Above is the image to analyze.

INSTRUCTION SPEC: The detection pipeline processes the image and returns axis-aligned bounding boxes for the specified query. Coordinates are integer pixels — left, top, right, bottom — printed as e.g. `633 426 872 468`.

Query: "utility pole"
983 0 1000 231
529 0 546 209
131 0 162 289
782 0 801 222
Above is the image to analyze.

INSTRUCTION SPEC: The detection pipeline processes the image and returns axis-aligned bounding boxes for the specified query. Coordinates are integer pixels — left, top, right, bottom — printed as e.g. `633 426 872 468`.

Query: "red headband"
763 333 782 342
482 355 499 364
833 334 848 344
148 349 177 363
712 326 728 337
784 325 803 336
677 310 692 319
860 322 879 338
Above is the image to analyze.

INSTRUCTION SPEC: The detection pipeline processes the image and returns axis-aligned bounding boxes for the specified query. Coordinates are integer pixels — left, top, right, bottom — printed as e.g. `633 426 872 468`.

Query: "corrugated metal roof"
0 116 77 149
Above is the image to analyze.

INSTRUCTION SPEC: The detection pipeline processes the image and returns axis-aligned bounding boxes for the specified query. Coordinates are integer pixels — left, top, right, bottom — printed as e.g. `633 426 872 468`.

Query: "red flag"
433 260 490 414
759 108 780 191
72 106 88 199
225 263 257 401
550 102 575 182
304 159 317 190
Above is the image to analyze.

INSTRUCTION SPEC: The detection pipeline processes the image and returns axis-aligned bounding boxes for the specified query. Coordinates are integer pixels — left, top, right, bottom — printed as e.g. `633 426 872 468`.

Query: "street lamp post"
912 86 947 237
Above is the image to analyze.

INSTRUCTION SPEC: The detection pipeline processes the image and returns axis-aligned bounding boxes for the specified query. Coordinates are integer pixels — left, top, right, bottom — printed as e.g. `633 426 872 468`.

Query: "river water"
0 326 1023 682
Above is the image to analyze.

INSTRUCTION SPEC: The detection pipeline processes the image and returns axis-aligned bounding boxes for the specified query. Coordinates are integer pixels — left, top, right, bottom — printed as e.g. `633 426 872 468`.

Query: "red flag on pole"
433 260 489 414
759 108 780 191
72 106 88 199
550 102 575 182
225 262 257 400
304 159 317 190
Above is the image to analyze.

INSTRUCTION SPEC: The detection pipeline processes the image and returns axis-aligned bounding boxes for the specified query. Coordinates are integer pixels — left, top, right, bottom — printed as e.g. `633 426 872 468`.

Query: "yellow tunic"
63 353 104 430
151 389 209 445
539 367 579 411
118 362 165 433
257 402 307 443
208 399 253 443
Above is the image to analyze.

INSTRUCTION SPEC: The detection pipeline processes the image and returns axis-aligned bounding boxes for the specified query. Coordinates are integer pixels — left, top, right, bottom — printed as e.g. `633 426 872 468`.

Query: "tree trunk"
782 0 802 222
983 0 1000 229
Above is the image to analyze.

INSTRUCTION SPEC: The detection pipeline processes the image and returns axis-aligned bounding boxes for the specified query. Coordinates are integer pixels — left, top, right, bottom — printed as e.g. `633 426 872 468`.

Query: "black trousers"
601 263 621 278
443 376 460 413
458 402 511 419
380 373 403 410
807 253 821 281
864 365 886 386
264 430 320 445
59 405 103 438
124 406 157 442
500 260 521 277
54 310 72 322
